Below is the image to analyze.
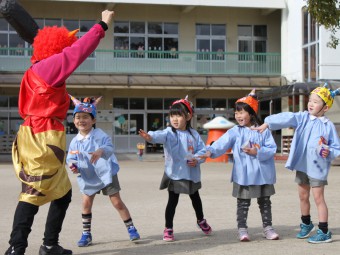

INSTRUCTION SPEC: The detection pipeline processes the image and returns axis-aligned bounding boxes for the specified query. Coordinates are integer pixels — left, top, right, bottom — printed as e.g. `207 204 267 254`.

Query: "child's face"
170 113 191 130
235 109 251 127
73 112 96 135
308 93 328 117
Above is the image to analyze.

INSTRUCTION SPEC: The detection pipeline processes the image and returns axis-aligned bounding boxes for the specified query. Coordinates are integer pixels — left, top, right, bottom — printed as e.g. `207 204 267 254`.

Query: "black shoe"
4 246 24 255
38 245 72 255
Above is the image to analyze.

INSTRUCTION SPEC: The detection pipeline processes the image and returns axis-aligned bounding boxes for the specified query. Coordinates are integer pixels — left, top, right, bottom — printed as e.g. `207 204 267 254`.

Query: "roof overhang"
257 82 320 101
25 0 286 9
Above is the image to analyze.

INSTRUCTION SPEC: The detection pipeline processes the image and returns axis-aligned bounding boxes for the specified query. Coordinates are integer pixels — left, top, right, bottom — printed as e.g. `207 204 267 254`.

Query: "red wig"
31 26 77 64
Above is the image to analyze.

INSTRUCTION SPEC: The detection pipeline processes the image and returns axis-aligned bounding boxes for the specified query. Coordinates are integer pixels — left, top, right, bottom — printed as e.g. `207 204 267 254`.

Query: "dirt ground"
1 154 340 255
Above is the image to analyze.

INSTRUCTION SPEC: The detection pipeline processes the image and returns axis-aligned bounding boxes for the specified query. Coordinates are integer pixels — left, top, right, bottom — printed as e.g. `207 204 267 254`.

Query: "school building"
1 0 340 159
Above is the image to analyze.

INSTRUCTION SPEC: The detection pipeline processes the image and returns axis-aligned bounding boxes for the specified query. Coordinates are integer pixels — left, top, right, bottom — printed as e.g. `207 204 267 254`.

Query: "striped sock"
82 213 92 233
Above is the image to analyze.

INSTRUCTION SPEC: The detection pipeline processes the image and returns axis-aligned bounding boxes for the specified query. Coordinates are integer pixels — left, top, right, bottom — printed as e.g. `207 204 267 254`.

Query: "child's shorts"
97 175 121 196
295 171 327 187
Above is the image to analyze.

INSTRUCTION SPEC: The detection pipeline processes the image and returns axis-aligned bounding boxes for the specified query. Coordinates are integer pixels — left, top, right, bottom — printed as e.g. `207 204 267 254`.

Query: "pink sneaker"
263 226 279 240
197 219 212 235
238 228 250 241
163 228 174 242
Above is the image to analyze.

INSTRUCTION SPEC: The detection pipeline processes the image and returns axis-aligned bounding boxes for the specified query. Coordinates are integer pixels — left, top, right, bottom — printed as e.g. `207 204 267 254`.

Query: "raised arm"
32 10 114 87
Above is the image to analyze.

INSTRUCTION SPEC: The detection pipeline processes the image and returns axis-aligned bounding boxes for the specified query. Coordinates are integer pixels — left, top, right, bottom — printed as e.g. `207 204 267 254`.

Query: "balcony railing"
0 48 281 76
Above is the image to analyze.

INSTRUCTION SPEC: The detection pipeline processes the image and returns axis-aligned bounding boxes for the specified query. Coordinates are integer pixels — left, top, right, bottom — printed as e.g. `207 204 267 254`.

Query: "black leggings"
8 189 72 253
165 190 204 229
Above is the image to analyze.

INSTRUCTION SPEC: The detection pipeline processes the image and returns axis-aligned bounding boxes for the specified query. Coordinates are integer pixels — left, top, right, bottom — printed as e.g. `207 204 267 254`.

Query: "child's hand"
187 158 198 167
198 151 212 159
139 129 152 142
89 149 104 164
251 123 269 133
242 147 257 156
321 149 329 158
69 163 79 174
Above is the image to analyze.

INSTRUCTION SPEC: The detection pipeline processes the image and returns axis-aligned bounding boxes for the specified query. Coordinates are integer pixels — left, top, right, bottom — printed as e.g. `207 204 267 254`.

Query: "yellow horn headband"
311 83 340 108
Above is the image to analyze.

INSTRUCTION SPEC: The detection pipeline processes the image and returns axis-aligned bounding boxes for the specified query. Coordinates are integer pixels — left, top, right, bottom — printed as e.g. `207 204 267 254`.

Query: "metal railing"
0 48 281 76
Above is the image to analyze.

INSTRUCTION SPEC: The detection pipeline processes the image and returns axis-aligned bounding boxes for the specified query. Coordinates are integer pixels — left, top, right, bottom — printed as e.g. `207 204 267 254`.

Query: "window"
0 18 25 56
302 7 319 82
238 25 267 61
147 98 163 110
114 21 179 58
196 24 226 60
113 98 128 110
196 98 227 110
113 98 145 110
0 96 22 137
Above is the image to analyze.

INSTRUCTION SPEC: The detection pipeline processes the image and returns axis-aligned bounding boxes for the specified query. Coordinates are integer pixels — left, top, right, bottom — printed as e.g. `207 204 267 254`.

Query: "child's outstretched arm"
139 129 152 142
251 123 269 133
199 150 212 159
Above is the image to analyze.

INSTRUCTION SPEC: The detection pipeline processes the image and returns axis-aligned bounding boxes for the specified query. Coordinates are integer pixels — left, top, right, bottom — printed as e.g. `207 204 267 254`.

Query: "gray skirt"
232 183 275 199
159 173 201 195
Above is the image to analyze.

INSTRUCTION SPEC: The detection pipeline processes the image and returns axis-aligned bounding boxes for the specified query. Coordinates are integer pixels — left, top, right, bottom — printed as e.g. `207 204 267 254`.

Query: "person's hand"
321 148 329 158
69 163 79 174
138 129 152 142
242 146 257 156
102 10 114 25
89 148 104 164
251 123 269 133
198 151 212 159
187 158 198 167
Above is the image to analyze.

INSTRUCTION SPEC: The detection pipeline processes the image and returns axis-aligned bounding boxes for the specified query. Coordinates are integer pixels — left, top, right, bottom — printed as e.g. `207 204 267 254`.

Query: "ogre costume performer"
2 2 114 254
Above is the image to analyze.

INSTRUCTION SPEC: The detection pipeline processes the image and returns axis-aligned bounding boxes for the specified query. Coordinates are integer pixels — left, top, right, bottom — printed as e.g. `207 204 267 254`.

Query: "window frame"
113 21 179 59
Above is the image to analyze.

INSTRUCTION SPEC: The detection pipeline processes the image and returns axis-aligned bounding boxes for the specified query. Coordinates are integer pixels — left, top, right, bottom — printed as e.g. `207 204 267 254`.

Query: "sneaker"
238 228 250 241
77 232 92 247
163 228 175 242
308 229 332 243
263 226 279 240
296 222 315 239
38 245 72 255
4 247 20 255
197 219 212 235
128 226 140 241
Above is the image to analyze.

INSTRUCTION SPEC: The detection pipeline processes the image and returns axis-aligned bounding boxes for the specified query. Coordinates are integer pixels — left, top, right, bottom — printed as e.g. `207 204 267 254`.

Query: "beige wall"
21 2 281 53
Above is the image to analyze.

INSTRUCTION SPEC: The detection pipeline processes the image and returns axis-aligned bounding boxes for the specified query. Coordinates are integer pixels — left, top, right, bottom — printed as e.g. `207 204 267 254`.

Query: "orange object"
203 116 235 163
206 129 230 163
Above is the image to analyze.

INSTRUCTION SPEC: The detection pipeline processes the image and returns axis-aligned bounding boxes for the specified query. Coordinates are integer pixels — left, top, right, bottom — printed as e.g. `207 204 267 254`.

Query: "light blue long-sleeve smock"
66 128 119 196
265 111 340 180
148 127 206 183
207 126 277 186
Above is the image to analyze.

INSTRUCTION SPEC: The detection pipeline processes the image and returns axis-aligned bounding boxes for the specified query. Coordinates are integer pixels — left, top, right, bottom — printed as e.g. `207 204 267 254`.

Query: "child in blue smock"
201 89 279 242
138 96 211 242
254 83 340 244
66 96 140 247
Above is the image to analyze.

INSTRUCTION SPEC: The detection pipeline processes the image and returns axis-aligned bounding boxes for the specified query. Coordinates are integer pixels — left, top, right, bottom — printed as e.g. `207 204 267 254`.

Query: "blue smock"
207 126 277 185
265 111 340 180
148 127 206 183
67 128 119 195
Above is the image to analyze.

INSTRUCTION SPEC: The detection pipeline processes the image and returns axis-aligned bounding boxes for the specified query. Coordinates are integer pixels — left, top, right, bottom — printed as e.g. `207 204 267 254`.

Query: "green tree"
306 0 340 48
